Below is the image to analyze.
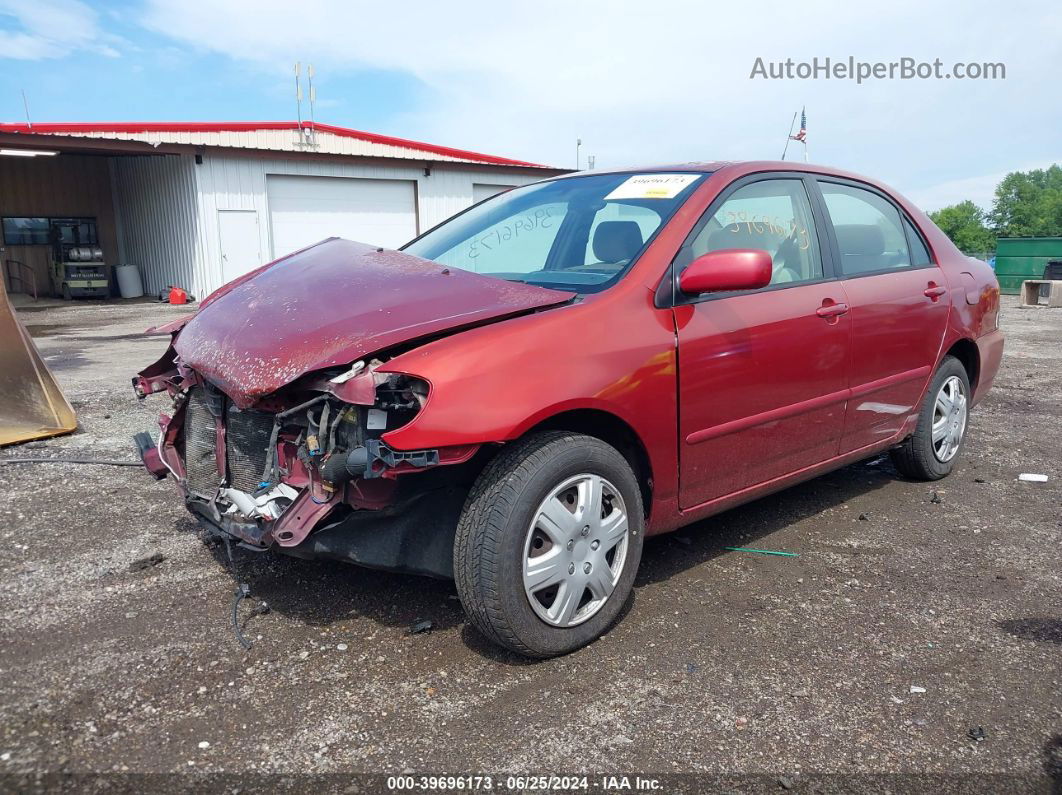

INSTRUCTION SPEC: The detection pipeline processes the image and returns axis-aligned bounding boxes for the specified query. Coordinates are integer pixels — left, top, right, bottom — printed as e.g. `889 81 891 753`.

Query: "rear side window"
820 182 911 275
903 217 932 265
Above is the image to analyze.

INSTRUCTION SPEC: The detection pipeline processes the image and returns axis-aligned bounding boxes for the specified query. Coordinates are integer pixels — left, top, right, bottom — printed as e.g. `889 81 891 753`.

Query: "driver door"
674 175 851 509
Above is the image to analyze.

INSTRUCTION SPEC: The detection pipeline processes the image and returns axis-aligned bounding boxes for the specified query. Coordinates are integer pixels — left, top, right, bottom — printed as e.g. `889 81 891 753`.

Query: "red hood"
174 238 574 407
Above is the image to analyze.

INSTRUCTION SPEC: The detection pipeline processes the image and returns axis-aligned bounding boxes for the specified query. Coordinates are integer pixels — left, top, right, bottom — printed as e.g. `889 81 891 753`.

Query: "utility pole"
20 90 32 128
294 62 304 133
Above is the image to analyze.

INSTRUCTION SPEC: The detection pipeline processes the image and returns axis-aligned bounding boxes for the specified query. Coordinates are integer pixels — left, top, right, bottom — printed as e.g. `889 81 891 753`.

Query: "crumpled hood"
174 238 574 407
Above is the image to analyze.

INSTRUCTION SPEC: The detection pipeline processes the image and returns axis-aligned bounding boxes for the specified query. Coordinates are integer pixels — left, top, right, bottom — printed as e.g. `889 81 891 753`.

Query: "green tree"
929 200 995 254
989 164 1062 237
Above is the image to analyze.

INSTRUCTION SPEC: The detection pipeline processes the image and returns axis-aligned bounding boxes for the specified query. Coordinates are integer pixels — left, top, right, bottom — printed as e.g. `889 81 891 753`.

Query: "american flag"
790 108 807 142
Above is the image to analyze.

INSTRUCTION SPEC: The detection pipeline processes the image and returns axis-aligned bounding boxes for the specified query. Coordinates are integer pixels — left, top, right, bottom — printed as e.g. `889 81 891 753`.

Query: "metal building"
0 122 563 301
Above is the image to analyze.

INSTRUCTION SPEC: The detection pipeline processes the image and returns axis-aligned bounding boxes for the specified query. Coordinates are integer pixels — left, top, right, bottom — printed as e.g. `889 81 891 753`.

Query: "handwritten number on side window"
723 212 810 251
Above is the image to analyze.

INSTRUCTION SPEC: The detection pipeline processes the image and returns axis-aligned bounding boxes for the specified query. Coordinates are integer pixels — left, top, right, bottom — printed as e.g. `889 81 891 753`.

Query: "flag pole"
803 106 808 162
781 111 797 160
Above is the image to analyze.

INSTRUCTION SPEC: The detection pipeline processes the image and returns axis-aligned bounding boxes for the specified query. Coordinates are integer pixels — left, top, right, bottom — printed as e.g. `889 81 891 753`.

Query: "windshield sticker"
605 174 700 200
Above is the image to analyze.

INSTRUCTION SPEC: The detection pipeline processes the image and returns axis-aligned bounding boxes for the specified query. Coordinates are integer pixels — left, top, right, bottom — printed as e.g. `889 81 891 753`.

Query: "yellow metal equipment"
0 276 77 445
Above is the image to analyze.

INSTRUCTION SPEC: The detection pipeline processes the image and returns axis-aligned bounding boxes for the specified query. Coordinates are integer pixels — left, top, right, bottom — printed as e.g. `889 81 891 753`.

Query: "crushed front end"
132 344 478 578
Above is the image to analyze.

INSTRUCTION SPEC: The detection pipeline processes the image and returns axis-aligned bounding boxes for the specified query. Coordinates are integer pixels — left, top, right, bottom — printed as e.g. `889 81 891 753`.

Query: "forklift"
50 217 108 299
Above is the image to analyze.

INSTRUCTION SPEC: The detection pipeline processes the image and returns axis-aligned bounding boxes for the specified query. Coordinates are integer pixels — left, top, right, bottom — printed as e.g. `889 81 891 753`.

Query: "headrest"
592 221 644 263
834 224 885 256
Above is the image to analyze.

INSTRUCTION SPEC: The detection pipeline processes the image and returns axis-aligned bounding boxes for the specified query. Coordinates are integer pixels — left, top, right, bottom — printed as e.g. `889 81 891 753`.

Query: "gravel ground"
0 296 1059 791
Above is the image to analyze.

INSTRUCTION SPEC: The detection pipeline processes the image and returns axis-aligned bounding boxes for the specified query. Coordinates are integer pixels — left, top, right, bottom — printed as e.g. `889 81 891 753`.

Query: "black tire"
454 431 645 658
890 356 971 480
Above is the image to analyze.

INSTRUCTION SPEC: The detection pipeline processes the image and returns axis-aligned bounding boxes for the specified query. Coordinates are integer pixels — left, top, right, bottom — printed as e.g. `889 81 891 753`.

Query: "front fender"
376 293 680 503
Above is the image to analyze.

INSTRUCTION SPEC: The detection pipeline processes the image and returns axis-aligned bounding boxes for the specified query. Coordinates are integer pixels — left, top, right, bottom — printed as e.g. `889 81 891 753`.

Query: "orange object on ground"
168 286 189 305
0 277 77 446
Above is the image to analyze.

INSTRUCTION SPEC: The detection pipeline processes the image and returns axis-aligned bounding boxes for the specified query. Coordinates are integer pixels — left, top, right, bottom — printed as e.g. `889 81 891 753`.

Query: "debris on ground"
778 776 795 790
410 619 433 635
1018 473 1049 482
724 547 799 557
910 685 927 694
930 491 944 504
128 552 165 571
968 726 986 742
231 584 270 650
858 513 870 520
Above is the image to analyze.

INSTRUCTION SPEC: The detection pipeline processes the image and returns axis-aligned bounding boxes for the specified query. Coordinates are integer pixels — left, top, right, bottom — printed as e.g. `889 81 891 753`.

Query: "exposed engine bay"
133 345 479 578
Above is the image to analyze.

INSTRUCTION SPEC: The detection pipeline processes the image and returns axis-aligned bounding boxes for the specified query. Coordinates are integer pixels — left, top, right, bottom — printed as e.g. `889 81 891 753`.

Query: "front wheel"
890 355 971 480
454 431 644 658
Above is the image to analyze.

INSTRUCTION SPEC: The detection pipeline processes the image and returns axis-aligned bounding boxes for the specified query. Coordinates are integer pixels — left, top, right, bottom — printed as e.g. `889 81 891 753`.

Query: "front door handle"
924 283 947 300
816 301 849 319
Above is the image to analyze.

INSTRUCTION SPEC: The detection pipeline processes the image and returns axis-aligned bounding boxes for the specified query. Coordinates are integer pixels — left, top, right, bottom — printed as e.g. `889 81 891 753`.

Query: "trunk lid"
174 237 574 407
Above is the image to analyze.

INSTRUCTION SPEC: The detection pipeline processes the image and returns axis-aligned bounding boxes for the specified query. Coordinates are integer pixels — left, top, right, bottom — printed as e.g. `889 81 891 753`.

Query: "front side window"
404 172 705 293
680 178 823 285
820 182 911 275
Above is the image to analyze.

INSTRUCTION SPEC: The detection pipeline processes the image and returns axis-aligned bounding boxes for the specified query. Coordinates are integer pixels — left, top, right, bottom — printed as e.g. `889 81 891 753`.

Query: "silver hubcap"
932 375 968 462
522 473 629 628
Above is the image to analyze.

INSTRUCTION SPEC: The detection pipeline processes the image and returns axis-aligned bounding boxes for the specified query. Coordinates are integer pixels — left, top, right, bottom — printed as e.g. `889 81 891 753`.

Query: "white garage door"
473 183 516 204
267 174 418 258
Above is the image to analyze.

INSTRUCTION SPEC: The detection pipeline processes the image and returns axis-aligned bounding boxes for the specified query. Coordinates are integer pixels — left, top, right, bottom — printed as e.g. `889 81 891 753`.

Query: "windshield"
403 172 706 293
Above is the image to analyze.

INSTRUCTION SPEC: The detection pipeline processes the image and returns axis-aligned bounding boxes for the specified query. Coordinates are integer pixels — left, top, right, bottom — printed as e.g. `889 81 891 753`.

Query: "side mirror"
678 249 773 295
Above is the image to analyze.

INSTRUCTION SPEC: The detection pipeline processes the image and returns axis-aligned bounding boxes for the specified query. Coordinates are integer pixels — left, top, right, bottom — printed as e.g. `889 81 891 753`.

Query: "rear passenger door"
812 179 950 454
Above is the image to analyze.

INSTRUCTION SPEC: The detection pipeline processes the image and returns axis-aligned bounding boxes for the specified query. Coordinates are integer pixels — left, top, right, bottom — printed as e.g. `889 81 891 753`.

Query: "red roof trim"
0 121 552 169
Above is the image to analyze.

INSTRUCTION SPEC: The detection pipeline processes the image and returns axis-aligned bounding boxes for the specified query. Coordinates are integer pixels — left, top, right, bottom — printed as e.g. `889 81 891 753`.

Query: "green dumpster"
995 237 1062 294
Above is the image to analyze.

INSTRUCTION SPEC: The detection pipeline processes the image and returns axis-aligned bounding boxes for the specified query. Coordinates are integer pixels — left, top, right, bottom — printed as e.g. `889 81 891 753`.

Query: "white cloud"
0 0 121 60
136 0 1060 197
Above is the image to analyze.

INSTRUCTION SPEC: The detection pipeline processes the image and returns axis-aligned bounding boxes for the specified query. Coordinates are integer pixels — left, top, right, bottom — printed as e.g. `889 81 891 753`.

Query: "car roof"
556 160 881 181
550 160 909 206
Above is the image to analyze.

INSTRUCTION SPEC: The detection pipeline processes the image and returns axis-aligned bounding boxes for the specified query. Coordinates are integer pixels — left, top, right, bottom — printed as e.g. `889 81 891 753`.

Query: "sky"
0 0 1059 212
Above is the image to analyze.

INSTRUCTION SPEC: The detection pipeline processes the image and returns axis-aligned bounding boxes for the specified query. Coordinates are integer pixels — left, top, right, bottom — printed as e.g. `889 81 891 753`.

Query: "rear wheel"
454 431 644 658
890 356 971 480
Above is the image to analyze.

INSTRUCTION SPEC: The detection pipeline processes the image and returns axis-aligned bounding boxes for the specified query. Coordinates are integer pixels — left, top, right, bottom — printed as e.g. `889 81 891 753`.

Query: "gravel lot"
0 296 1059 791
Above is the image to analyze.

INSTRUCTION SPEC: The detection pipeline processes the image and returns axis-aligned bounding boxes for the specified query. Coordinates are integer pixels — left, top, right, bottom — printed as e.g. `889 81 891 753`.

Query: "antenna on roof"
294 62 304 135
20 89 32 128
307 63 316 144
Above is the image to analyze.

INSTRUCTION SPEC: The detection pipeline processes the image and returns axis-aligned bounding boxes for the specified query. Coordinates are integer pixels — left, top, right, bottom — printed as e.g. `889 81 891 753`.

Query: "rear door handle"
924 283 947 300
816 302 849 318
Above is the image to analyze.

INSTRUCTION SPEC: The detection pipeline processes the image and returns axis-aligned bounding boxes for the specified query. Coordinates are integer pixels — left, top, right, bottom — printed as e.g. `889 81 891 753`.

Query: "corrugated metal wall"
192 154 541 295
110 155 203 298
0 154 119 295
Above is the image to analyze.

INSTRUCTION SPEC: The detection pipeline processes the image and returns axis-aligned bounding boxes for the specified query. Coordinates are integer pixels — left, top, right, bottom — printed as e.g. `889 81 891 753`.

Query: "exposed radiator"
225 406 275 493
184 387 219 497
183 386 276 497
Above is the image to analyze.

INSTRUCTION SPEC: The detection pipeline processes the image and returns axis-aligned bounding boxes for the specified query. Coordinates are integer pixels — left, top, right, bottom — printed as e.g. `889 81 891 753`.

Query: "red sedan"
134 161 1004 657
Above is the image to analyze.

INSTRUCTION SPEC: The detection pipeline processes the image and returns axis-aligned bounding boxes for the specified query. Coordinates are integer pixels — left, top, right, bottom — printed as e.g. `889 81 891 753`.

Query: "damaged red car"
134 162 1003 657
